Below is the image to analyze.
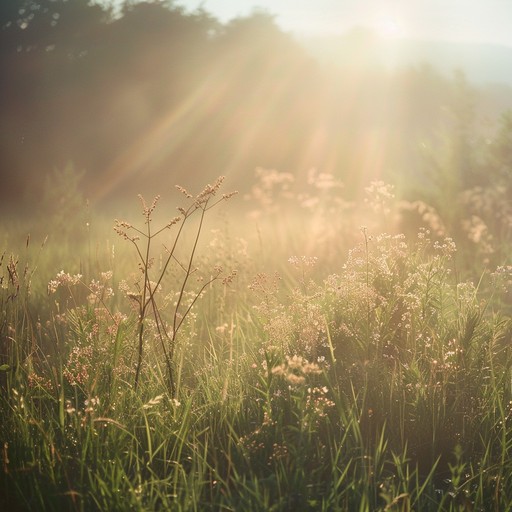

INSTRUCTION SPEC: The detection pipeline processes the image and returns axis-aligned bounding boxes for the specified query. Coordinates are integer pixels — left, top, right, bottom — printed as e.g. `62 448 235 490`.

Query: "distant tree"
488 110 512 183
202 11 319 177
1 0 510 215
0 0 110 203
0 0 218 204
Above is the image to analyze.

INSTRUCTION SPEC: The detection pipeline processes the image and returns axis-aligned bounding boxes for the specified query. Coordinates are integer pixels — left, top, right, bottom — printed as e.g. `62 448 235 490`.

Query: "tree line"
1 0 510 210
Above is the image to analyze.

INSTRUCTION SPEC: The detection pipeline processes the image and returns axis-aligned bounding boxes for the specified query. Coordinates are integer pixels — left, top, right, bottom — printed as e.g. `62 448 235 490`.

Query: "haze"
2 0 512 216
179 0 512 46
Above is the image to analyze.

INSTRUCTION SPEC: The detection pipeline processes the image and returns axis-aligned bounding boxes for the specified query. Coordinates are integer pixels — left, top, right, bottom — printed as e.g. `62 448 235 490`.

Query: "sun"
375 16 404 39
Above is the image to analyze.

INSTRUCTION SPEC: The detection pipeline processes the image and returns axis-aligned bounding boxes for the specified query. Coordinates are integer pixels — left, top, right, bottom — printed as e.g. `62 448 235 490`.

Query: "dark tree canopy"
0 0 508 210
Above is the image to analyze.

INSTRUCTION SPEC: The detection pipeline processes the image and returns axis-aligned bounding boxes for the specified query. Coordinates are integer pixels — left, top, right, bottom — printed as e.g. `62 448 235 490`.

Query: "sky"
176 0 512 47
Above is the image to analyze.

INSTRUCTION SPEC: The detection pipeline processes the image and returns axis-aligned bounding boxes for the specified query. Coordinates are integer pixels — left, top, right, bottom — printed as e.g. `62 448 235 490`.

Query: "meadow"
1 170 511 511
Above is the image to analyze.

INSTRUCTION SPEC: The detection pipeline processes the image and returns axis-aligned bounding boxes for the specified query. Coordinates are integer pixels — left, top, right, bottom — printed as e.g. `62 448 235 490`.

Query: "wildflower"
195 176 225 206
288 255 318 268
287 373 305 385
433 237 457 255
139 194 160 221
176 185 193 198
84 396 100 414
492 265 512 293
47 270 82 294
364 181 395 214
87 278 114 304
101 271 113 281
271 355 322 386
65 400 76 415
166 216 182 229
27 372 53 391
63 345 93 386
216 323 229 334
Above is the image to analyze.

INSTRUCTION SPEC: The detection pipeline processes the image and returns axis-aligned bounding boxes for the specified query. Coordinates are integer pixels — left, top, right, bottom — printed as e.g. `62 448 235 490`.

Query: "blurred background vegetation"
2 0 512 214
1 4 512 509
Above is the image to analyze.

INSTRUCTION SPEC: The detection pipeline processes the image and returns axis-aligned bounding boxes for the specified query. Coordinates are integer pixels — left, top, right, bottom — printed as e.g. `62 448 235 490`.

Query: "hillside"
301 32 512 85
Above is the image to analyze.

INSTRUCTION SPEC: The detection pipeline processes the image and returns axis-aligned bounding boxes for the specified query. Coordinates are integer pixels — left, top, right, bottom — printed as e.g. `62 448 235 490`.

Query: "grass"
1 174 511 511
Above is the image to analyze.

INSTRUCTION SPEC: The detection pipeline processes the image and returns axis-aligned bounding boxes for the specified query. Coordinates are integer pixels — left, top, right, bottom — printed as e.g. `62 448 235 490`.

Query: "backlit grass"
1 175 511 511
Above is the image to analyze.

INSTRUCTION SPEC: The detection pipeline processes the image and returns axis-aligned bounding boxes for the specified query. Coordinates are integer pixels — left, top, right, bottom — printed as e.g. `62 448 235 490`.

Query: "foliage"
2 2 511 508
1 0 510 209
1 174 512 511
112 177 237 393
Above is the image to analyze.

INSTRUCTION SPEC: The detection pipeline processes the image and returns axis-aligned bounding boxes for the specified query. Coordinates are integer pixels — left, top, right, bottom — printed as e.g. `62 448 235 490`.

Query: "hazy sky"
176 0 512 46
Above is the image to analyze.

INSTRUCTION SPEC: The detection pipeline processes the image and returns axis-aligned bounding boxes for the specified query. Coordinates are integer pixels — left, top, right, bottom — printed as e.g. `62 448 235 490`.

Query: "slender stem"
152 205 195 299
116 183 231 394
173 273 220 341
134 218 152 391
148 287 175 396
172 204 207 338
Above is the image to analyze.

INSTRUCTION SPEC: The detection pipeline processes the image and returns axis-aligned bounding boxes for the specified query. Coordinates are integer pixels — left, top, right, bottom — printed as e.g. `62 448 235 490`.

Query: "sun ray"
91 80 213 202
